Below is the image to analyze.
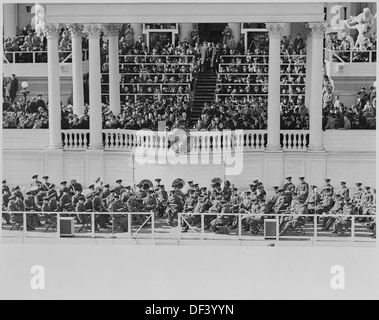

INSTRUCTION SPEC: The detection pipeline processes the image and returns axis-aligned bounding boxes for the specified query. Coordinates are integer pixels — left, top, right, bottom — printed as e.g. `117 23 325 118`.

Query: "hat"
233 188 238 192
246 191 251 194
12 186 20 192
32 175 38 179
201 187 207 191
88 184 95 189
116 179 122 184
285 177 292 180
340 181 346 185
273 186 279 190
25 190 32 195
155 179 162 182
299 177 305 180
70 179 77 184
325 178 331 182
2 180 6 184
42 176 49 180
194 184 199 187
253 180 259 184
365 186 371 190
356 183 362 187
104 184 110 188
125 186 131 190
60 181 67 185
187 181 194 184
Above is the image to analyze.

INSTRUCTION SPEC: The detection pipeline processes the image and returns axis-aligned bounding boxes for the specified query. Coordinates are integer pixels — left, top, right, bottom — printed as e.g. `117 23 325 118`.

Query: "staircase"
191 72 217 124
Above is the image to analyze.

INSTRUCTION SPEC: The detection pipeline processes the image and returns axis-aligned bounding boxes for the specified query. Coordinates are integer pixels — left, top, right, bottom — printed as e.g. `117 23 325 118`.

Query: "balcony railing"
2 211 375 244
62 130 90 150
325 49 377 63
3 49 90 64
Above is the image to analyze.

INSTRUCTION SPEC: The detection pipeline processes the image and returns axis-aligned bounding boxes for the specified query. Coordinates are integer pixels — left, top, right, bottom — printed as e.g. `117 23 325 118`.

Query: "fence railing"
61 130 90 150
3 49 89 64
280 130 309 151
325 49 377 63
2 211 375 244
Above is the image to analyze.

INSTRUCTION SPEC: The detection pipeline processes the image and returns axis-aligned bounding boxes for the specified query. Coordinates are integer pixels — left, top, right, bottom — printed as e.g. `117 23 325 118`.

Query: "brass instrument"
211 177 223 189
139 179 153 191
172 178 185 190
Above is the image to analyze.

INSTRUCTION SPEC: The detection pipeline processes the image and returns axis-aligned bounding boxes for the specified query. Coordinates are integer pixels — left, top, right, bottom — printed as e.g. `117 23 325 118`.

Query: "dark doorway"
198 23 226 43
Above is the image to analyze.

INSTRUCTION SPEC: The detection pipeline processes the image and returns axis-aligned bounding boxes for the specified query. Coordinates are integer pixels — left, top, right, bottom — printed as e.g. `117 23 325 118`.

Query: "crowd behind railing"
2 176 375 239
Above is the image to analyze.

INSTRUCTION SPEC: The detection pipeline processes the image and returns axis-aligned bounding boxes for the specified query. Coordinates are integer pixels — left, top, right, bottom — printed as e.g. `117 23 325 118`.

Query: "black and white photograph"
0 0 378 301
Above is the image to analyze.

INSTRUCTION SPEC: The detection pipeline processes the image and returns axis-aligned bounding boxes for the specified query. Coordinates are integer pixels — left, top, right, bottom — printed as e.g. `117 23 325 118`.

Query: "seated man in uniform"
306 185 321 216
247 198 267 234
273 189 291 214
109 193 128 232
166 190 183 226
321 193 345 231
2 189 12 225
333 198 355 235
279 201 307 236
210 199 232 234
182 190 198 232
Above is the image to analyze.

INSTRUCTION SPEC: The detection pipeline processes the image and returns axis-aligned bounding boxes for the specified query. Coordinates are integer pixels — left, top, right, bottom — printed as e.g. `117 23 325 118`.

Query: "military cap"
355 183 362 187
2 180 6 184
273 186 279 189
12 186 20 192
88 184 95 189
253 180 259 184
109 189 115 193
299 177 305 180
42 176 49 180
25 190 32 195
246 191 252 194
233 188 238 192
187 181 194 184
32 175 38 179
60 181 67 185
365 186 371 190
335 193 342 197
285 177 292 180
104 184 110 188
155 179 161 182
116 179 122 184
200 187 207 191
340 181 346 185
194 184 199 187
92 191 99 196
170 190 176 194
325 178 331 182
125 186 131 190
310 185 317 189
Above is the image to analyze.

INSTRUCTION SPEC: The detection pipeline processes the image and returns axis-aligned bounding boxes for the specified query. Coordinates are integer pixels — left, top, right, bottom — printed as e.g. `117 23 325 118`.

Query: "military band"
1 175 376 239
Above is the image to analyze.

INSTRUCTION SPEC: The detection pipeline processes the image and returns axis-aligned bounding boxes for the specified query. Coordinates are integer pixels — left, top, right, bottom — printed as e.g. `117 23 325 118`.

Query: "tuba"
172 178 185 190
139 179 153 191
211 177 223 189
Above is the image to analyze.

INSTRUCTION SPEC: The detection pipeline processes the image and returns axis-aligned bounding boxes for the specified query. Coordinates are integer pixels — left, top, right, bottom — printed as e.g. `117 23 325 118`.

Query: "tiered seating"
101 55 196 104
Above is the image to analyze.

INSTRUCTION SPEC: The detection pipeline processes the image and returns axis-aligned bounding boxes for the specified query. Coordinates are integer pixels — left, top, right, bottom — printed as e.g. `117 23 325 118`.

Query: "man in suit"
6 74 18 103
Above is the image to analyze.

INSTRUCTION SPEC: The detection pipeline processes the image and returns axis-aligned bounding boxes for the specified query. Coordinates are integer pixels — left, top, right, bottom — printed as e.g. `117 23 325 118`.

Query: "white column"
44 24 62 149
228 23 241 43
131 23 143 41
305 26 313 109
68 24 85 116
84 24 103 150
266 23 284 151
3 4 17 40
104 24 121 115
179 23 193 42
308 22 327 152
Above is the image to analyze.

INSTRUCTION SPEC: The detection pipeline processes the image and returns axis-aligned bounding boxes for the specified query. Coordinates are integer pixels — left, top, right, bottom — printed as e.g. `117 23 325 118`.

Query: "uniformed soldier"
315 187 335 214
166 190 183 226
2 179 10 194
92 191 108 229
84 193 93 212
10 194 35 231
306 185 321 214
58 181 68 199
360 186 374 222
322 193 345 231
239 191 252 214
114 179 125 196
155 185 168 218
273 189 291 214
321 179 334 196
41 176 51 192
2 189 11 224
242 195 260 231
31 175 42 188
109 194 128 232
69 179 83 196
282 177 295 193
41 196 50 212
181 190 198 232
12 186 24 201
154 179 162 189
121 186 132 204
210 199 232 234
266 186 280 214
48 193 59 212
222 181 232 201
185 181 195 197
48 184 58 198
72 189 83 208
60 187 73 212
34 189 46 211
230 188 241 213
352 183 365 214
143 190 157 214
136 184 147 200
333 198 354 235
256 184 266 202
101 184 111 207
295 177 309 203
279 201 307 236
340 181 350 200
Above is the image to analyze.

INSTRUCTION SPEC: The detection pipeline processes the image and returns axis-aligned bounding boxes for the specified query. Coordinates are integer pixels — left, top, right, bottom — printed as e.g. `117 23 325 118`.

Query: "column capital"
43 23 61 39
103 23 122 36
68 23 83 37
307 22 327 39
83 24 102 39
265 23 284 39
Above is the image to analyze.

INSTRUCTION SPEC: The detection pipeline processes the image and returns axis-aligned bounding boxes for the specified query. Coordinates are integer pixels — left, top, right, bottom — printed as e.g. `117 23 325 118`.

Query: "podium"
264 219 277 239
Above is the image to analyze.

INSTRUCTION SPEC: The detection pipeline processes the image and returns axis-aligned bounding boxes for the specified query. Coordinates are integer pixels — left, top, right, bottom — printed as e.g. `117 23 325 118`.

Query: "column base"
265 145 283 152
307 145 325 153
47 145 63 151
88 144 104 151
